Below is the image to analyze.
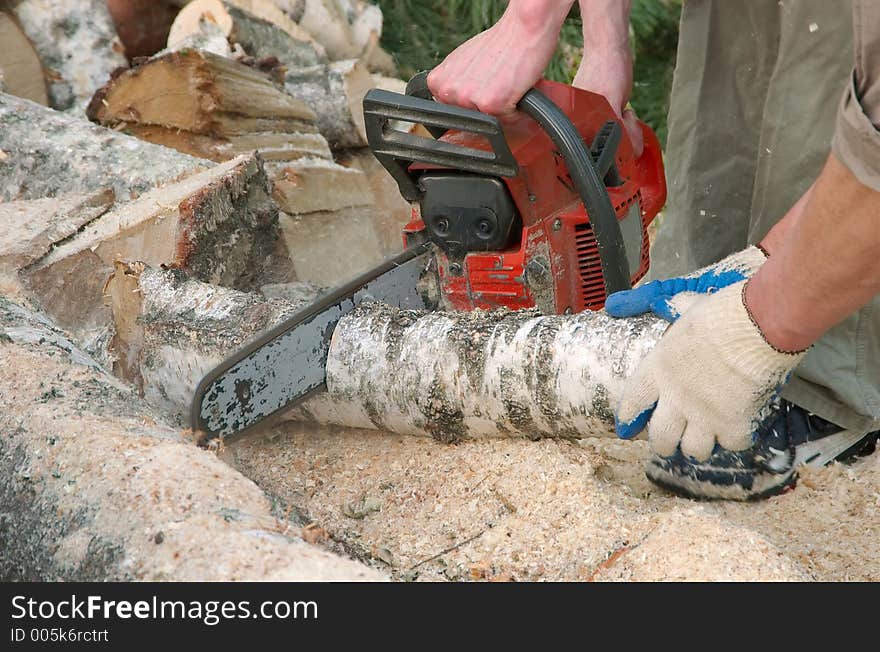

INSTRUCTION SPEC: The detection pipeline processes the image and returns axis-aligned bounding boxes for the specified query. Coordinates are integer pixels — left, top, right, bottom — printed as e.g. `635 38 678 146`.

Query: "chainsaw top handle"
363 70 632 295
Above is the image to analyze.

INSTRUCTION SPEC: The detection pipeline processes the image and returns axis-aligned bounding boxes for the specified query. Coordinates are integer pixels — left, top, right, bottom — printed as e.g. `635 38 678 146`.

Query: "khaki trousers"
651 0 880 431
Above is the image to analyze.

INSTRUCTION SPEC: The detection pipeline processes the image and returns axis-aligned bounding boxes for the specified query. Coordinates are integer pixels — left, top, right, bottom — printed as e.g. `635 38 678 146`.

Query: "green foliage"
375 0 681 145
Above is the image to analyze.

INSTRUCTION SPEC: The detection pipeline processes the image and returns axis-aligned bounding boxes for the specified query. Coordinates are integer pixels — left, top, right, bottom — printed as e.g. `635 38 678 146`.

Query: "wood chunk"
116 123 331 163
285 59 373 148
88 49 316 136
272 157 373 215
278 206 385 286
169 0 324 66
344 148 413 258
29 154 286 291
0 189 115 271
0 9 47 105
9 0 127 112
0 92 208 201
0 296 381 581
23 154 293 364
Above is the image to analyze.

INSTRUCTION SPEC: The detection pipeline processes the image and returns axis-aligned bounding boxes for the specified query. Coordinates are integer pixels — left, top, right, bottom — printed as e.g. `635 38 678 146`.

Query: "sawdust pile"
224 424 879 581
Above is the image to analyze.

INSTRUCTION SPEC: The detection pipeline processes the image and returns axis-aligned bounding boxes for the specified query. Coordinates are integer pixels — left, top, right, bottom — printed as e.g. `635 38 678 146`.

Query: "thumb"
622 109 644 158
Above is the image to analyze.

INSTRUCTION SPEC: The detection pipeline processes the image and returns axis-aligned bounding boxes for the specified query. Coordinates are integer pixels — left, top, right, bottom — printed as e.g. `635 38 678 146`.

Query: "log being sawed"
106 263 667 440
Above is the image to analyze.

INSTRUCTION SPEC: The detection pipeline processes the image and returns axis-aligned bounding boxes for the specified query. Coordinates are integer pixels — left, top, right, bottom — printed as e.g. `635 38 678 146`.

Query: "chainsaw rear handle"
363 71 632 295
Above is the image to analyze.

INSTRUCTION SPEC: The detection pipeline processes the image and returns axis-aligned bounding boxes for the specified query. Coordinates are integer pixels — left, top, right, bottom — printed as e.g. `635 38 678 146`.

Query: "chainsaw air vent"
574 192 649 310
573 221 606 310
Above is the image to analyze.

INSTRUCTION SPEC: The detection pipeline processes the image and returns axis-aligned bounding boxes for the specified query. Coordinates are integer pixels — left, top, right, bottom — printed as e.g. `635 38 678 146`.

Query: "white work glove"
614 280 805 461
605 245 768 322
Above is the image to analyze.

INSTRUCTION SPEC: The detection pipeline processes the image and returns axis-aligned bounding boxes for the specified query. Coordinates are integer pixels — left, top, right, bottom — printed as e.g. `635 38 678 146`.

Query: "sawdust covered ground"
224 423 879 582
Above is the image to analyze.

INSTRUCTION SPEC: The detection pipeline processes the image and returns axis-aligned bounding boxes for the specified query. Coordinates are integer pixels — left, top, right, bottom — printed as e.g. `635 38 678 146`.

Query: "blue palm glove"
605 245 768 322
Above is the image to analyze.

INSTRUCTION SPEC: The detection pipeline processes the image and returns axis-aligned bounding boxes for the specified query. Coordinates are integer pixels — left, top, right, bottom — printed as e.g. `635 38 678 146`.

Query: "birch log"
106 264 666 440
0 92 208 201
8 0 127 112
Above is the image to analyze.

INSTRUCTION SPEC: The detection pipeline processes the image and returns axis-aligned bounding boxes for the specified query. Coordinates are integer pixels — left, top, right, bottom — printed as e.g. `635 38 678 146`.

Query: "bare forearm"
578 0 632 51
746 153 880 351
758 183 814 254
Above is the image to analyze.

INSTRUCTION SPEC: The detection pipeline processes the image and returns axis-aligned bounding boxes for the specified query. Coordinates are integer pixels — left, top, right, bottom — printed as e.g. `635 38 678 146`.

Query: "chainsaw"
191 71 667 441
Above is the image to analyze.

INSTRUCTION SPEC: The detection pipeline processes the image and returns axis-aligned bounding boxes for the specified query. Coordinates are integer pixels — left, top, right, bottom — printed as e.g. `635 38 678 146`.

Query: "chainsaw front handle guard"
363 71 632 295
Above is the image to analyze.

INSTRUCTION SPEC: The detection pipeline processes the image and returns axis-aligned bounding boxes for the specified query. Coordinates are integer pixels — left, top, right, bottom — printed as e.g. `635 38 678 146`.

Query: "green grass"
375 0 681 145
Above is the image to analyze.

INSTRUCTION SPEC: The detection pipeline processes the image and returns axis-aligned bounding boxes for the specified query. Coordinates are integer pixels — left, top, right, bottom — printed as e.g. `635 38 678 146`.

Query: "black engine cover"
418 173 519 260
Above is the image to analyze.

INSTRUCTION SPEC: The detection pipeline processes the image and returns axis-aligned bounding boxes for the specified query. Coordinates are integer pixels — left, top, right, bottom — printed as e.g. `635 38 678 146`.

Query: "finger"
615 365 659 440
622 109 644 158
605 280 663 318
679 419 716 462
716 420 755 453
646 401 687 457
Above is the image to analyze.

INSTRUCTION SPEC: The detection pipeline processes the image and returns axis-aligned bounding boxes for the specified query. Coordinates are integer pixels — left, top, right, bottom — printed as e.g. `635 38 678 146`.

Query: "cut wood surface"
87 49 332 164
272 157 372 215
0 9 47 105
0 93 208 201
88 49 316 134
30 154 287 292
0 296 382 581
9 0 127 112
169 0 324 67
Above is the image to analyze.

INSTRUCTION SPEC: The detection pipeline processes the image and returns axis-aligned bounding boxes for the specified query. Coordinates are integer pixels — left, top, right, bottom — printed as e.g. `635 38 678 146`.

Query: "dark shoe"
645 399 879 501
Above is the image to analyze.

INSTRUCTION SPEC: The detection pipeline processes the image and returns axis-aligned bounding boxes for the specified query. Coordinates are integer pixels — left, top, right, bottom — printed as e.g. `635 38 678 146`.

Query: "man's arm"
572 1 641 151
747 153 880 353
427 0 575 115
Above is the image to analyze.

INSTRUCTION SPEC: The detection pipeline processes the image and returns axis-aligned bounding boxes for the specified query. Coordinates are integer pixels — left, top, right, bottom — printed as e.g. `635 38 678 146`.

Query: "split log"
272 157 373 215
8 0 127 112
295 0 376 61
24 154 293 365
169 0 324 67
284 59 373 148
0 296 381 581
0 8 47 105
278 207 386 285
0 92 208 201
87 49 332 164
105 264 666 441
0 188 115 310
343 148 413 257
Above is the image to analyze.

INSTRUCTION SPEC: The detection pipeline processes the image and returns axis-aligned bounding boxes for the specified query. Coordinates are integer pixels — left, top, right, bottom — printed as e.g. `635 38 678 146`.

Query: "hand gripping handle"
363 71 631 295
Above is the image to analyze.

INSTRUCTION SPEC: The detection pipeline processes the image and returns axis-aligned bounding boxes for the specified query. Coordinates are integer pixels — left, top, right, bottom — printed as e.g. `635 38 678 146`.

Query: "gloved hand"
605 245 768 322
614 280 805 461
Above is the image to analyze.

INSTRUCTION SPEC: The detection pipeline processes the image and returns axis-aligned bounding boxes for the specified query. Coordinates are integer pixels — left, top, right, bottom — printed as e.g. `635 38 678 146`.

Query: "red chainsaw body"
405 79 666 313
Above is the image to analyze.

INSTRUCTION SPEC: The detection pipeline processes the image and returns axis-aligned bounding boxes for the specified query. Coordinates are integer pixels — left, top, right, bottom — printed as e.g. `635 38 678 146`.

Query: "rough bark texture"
0 296 382 581
0 9 47 105
284 59 372 148
300 304 667 441
0 92 209 201
8 0 127 113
